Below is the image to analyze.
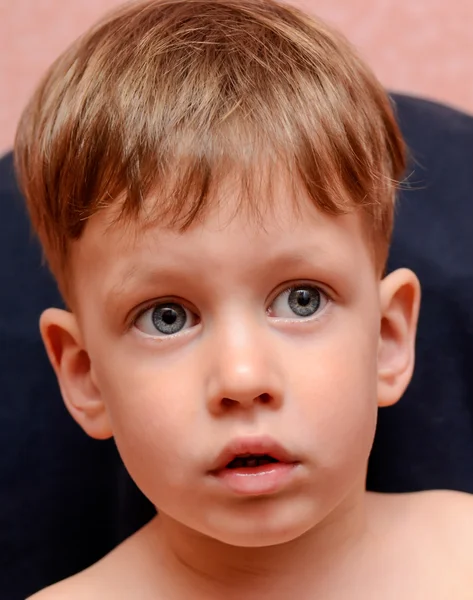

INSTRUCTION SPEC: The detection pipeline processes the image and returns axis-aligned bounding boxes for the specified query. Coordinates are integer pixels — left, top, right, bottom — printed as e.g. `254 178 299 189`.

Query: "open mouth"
210 437 299 495
226 454 280 469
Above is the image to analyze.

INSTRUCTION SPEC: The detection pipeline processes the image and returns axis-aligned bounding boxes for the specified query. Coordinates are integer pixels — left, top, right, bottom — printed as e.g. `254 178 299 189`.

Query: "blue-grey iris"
288 287 320 317
152 303 187 334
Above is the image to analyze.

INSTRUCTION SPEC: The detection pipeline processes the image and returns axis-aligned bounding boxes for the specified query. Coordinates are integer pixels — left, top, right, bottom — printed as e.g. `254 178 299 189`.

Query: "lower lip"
212 462 298 496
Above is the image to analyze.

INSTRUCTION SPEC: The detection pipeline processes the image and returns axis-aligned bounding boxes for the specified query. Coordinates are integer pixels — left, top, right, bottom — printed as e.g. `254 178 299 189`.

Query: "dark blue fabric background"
1 94 472 599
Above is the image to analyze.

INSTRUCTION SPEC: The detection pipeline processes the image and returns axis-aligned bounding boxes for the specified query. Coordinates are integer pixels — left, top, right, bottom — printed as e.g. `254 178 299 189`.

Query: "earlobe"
377 269 421 408
40 308 113 440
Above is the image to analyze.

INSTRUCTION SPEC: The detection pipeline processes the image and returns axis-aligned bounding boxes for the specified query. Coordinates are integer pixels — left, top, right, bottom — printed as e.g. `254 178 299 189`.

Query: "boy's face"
43 176 419 547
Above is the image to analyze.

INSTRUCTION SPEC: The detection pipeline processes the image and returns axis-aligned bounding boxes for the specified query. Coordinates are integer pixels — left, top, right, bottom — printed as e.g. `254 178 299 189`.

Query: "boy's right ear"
39 308 113 440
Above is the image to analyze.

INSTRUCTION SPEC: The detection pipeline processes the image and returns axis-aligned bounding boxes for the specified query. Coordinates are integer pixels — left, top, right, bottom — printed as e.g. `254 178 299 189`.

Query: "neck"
148 486 374 599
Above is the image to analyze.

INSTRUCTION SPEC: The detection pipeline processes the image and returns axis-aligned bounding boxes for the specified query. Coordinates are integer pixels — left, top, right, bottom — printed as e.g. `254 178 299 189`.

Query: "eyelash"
130 282 332 333
131 297 196 326
268 281 331 308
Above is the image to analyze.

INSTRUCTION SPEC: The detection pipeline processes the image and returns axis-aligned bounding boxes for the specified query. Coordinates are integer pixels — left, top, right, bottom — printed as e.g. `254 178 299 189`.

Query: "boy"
14 0 473 597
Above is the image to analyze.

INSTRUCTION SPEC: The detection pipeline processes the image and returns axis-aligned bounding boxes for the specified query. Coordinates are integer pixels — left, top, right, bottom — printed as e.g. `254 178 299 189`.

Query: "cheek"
287 318 379 466
93 353 201 488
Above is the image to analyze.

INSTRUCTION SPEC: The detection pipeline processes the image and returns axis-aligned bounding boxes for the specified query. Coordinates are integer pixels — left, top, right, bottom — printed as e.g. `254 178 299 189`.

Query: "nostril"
220 394 272 408
222 397 236 408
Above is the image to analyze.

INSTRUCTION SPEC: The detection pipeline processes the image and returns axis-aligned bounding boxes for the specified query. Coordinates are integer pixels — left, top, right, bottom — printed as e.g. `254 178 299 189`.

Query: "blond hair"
15 0 405 299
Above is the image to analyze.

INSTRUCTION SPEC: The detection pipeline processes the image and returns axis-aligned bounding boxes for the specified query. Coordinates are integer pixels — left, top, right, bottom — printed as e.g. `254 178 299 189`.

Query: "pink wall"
2 0 473 156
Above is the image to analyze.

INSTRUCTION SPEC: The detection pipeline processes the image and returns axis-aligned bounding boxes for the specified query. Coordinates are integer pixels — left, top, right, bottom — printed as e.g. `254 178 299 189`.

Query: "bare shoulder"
27 518 163 600
26 570 96 600
413 489 473 530
423 489 473 540
369 490 473 596
406 490 473 580
27 556 135 600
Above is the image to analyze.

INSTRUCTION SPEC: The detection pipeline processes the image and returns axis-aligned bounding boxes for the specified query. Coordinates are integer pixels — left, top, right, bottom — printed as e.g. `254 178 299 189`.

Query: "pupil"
162 309 177 325
297 290 311 306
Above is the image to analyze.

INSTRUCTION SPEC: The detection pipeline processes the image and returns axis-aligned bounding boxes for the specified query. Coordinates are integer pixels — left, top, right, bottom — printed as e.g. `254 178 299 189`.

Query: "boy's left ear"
377 268 421 407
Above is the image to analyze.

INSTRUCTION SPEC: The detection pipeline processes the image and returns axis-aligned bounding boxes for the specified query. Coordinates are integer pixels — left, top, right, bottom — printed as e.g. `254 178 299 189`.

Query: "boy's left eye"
268 285 328 319
134 302 199 337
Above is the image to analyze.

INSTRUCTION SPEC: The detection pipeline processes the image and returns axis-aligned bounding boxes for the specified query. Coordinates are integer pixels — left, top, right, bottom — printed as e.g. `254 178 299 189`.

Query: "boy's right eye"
134 302 199 337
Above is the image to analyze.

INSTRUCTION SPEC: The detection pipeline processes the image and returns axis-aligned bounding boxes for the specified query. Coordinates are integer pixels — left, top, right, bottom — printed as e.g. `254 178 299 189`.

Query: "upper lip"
209 435 298 472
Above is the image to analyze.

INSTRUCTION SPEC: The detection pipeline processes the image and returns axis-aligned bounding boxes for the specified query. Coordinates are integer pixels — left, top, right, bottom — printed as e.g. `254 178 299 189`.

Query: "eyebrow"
104 244 336 308
104 263 178 310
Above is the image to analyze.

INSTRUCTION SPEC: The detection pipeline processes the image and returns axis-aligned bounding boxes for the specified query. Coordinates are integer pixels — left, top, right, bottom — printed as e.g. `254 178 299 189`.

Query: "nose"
205 317 284 415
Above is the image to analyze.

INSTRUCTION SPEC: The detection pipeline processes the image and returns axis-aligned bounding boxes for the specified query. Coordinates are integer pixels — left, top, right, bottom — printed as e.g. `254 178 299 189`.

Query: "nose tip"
206 361 284 415
204 316 284 415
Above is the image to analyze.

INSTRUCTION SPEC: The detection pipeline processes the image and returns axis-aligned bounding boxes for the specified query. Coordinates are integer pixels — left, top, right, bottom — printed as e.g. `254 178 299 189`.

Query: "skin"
29 176 473 599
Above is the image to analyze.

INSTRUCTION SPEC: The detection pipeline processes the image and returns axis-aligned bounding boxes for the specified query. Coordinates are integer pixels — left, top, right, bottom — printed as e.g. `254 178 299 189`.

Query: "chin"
213 524 314 548
197 497 321 547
